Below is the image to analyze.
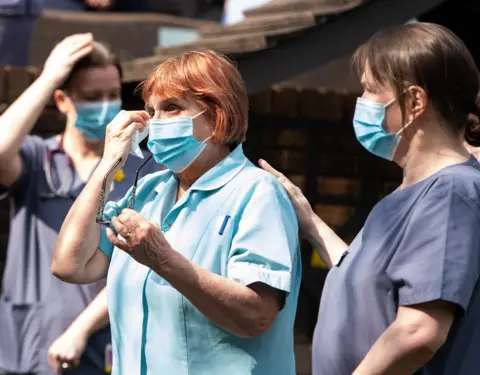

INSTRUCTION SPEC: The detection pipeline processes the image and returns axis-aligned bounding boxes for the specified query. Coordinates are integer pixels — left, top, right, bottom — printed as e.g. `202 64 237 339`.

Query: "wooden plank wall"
246 87 402 339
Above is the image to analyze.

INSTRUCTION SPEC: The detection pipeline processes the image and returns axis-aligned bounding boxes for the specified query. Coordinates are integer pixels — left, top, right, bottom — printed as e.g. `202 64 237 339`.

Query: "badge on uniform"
105 343 113 373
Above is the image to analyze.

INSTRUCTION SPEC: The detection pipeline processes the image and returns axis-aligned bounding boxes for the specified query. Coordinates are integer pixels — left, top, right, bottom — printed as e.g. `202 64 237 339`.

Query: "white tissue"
130 126 150 159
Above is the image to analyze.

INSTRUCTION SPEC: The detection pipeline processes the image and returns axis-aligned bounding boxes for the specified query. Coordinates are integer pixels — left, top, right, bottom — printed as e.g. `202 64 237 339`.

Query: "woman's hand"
41 33 94 88
47 327 88 374
259 159 316 237
106 209 174 268
101 110 150 171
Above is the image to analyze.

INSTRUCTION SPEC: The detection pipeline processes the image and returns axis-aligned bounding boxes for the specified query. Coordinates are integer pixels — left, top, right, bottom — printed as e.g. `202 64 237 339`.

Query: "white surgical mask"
129 126 150 159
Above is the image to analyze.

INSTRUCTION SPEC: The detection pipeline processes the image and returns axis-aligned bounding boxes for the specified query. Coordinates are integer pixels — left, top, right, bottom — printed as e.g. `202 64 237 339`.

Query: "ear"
53 89 73 115
405 86 427 123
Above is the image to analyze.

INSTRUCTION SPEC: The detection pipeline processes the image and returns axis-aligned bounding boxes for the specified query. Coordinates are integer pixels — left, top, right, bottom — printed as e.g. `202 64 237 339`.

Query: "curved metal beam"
237 0 447 94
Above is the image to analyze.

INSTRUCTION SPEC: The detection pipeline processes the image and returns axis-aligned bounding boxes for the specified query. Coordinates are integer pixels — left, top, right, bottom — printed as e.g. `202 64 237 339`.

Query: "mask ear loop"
396 119 415 135
191 109 214 144
395 88 416 135
191 109 206 120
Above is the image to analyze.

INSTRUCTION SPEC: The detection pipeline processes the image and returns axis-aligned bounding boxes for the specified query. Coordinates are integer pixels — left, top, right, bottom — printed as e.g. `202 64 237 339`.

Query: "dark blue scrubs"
313 157 480 375
0 135 162 375
0 0 40 66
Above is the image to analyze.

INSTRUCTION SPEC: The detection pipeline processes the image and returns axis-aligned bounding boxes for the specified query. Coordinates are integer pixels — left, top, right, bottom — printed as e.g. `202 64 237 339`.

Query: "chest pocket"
207 214 235 248
149 185 239 287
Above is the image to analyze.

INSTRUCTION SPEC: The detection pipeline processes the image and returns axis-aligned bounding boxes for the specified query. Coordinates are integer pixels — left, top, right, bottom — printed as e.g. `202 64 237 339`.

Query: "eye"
109 90 121 100
84 94 103 102
165 103 181 112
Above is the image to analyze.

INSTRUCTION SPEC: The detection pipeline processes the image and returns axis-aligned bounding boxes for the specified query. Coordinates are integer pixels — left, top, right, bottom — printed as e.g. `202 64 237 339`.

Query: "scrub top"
98 145 301 375
0 0 41 16
313 156 480 375
0 135 161 375
0 0 40 66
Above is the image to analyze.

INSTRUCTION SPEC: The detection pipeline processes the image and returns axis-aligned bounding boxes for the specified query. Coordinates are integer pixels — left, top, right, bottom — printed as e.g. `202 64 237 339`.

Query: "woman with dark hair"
0 34 159 375
262 22 480 375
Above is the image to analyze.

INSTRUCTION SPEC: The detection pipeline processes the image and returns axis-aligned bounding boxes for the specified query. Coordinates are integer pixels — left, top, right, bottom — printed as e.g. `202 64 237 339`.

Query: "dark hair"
61 41 122 90
352 22 480 146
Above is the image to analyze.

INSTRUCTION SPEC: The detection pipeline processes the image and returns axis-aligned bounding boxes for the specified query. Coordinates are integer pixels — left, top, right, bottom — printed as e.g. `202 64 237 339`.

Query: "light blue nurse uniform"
98 145 301 375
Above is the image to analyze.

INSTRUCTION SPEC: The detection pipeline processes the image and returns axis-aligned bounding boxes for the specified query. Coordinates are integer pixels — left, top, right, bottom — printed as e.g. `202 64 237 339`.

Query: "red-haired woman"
52 50 301 375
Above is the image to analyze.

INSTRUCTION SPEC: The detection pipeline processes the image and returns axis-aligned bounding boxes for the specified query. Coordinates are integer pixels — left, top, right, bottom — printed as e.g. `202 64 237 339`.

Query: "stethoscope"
40 134 100 199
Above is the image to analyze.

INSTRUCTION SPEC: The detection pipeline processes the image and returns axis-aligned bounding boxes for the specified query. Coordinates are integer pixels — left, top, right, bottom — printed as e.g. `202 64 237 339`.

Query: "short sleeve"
0 135 45 199
386 179 480 312
98 188 133 259
227 176 300 294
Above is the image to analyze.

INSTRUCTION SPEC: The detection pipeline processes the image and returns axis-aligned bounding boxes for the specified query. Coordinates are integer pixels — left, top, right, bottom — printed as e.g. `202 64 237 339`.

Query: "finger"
111 216 130 238
129 111 150 125
61 34 93 55
60 360 74 373
118 208 142 228
47 351 58 372
106 228 130 251
139 110 151 122
61 33 92 46
112 111 149 132
258 159 283 178
68 44 94 64
68 33 93 47
51 356 62 374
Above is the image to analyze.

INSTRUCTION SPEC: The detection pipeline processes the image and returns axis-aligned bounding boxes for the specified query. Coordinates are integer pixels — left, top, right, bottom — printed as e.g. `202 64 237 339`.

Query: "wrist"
150 246 180 278
301 207 319 240
37 71 63 91
65 320 91 339
98 157 122 177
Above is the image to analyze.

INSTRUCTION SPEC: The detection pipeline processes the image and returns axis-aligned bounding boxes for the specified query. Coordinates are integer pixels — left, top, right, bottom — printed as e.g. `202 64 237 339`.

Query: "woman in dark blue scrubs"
262 22 480 375
0 34 159 375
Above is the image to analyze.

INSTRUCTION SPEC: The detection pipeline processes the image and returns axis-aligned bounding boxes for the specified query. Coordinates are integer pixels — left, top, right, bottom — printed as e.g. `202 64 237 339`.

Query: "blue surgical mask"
147 110 210 172
74 100 122 141
353 97 411 160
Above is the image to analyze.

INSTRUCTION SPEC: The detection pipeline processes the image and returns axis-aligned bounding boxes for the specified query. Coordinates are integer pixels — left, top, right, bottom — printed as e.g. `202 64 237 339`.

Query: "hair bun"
465 101 480 146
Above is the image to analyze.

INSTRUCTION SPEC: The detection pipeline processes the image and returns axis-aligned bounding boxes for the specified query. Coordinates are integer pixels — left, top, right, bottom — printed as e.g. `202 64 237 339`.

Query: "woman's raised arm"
52 110 149 283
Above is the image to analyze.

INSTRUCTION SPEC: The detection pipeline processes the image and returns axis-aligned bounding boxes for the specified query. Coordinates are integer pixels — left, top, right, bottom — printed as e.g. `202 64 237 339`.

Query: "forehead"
68 65 121 93
146 93 198 108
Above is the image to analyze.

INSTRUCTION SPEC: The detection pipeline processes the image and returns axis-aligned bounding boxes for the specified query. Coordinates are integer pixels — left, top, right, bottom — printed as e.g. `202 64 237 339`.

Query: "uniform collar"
154 144 248 193
46 135 63 151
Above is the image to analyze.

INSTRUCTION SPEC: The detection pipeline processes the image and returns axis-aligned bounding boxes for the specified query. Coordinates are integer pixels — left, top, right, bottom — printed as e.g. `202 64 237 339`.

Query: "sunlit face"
145 94 214 142
360 63 405 134
145 93 231 176
55 65 121 119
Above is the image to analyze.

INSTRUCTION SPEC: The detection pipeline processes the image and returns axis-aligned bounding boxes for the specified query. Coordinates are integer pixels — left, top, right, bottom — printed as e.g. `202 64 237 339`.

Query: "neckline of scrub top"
393 155 479 195
154 144 248 194
45 135 102 188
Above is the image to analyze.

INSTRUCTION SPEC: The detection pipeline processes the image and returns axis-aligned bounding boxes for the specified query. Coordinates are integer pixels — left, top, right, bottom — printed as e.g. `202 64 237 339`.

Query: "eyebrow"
78 87 121 96
147 97 184 110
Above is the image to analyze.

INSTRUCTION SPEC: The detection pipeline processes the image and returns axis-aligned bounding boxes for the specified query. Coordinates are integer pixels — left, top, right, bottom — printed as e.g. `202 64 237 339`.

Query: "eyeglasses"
96 154 153 228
